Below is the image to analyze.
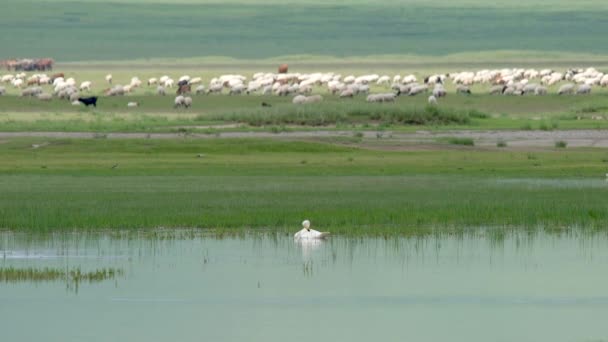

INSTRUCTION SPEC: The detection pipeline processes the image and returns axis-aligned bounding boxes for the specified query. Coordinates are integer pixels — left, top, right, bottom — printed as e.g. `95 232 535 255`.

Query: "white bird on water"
294 220 330 240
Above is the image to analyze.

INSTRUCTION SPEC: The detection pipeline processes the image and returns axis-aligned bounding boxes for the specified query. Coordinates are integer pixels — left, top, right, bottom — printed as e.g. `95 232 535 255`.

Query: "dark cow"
278 64 288 74
78 96 98 107
176 84 191 95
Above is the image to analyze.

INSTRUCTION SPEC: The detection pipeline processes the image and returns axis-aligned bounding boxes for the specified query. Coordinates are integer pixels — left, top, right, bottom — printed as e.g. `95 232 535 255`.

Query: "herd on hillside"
1 66 606 108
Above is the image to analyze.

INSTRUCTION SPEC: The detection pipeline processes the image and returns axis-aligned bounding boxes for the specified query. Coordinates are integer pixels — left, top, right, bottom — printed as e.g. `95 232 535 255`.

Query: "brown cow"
50 73 64 83
176 84 191 95
36 58 54 71
278 64 288 74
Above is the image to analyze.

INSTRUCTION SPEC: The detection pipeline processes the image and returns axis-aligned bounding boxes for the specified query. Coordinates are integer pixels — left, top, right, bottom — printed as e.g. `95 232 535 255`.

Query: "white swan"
294 220 330 240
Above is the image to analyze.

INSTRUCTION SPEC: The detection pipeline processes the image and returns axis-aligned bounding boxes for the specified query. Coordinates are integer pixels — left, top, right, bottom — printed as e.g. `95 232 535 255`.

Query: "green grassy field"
1 138 607 234
2 0 608 61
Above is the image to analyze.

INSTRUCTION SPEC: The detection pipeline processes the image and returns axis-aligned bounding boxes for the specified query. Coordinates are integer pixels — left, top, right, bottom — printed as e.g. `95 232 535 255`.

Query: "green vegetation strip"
1 138 607 235
2 94 608 133
0 267 124 284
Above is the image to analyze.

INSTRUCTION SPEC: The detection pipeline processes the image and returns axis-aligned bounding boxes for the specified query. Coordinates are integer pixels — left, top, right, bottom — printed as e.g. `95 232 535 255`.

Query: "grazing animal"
173 95 192 108
177 84 191 95
157 86 166 96
456 85 472 94
558 83 575 95
78 96 98 107
127 102 139 107
428 95 437 105
174 95 185 108
261 102 272 107
278 64 289 74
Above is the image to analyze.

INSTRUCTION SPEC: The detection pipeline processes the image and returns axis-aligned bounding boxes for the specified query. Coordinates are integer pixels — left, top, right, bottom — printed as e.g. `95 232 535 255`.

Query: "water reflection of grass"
0 266 124 292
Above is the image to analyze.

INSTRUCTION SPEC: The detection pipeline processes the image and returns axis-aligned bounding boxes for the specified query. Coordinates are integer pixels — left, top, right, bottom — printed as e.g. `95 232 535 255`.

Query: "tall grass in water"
0 266 124 292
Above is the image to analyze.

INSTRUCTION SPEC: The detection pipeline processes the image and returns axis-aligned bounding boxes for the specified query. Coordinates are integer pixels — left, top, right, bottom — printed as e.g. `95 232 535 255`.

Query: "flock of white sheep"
0 67 606 108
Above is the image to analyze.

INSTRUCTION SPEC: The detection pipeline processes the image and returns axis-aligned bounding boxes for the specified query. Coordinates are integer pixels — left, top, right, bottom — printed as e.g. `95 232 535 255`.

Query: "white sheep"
174 95 185 108
37 93 52 101
157 86 166 96
366 93 396 103
195 85 206 94
577 84 592 95
148 78 158 86
79 81 92 91
0 86 5 95
105 74 112 84
292 95 307 104
534 86 547 95
558 83 575 95
71 100 81 106
456 85 471 94
428 95 437 105
127 102 139 107
188 77 202 85
183 96 192 108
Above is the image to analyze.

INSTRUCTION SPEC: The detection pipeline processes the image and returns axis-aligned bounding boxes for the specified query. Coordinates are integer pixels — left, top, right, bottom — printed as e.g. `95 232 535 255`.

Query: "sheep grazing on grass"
0 86 5 95
428 95 438 105
174 96 192 108
78 96 98 107
407 85 428 96
456 85 472 95
558 83 575 95
292 95 323 104
184 97 192 108
79 81 92 91
105 74 112 84
174 95 185 108
188 77 202 85
432 86 447 98
339 89 355 98
207 83 223 94
195 85 206 94
366 93 397 103
37 93 52 101
489 85 506 95
522 83 539 95
69 92 80 102
534 86 548 96
71 100 81 106
157 86 166 96
21 87 43 97
127 102 139 108
577 84 592 95
148 78 158 86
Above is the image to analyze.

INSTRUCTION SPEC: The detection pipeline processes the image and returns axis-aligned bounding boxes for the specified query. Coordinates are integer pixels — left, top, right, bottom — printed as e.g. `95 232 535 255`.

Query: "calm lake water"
1 230 607 342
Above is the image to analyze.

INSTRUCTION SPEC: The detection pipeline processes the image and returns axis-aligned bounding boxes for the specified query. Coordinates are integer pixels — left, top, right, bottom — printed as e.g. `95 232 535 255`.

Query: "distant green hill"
1 0 607 61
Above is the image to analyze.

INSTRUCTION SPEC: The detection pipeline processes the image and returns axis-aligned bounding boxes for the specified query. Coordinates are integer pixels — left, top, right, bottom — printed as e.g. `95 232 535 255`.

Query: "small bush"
446 137 474 146
539 121 551 131
468 109 489 119
496 140 507 147
521 122 533 130
555 140 568 148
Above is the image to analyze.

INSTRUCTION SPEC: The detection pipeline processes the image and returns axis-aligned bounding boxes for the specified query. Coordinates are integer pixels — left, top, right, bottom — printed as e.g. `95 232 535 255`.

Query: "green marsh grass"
0 138 607 235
